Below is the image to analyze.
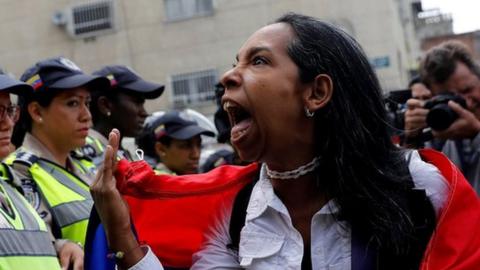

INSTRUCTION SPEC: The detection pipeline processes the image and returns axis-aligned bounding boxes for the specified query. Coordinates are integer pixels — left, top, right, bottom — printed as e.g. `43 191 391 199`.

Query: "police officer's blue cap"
0 72 33 95
154 111 215 140
19 57 110 94
92 65 164 99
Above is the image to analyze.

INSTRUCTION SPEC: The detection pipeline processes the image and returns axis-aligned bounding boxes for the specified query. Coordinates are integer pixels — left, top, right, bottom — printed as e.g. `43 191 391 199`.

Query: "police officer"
6 57 110 251
0 72 65 269
146 111 214 175
80 65 164 167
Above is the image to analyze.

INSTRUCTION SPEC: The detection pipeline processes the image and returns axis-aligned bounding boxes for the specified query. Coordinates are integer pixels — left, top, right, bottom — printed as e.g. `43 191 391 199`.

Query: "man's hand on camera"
404 98 429 139
433 101 480 140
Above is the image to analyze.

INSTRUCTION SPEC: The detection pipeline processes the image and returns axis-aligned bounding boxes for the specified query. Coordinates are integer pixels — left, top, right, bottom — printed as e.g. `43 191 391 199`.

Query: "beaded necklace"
265 156 321 180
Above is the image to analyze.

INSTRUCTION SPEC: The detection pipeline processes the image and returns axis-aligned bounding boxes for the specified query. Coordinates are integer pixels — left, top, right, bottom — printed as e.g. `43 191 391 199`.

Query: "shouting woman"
91 13 479 270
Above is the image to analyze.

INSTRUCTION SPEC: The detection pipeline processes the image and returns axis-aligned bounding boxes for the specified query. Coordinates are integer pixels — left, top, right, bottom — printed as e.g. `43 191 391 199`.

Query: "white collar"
246 163 339 222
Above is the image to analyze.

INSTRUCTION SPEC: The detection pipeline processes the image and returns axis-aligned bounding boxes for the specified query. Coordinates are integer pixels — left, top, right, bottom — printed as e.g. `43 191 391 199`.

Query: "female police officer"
0 72 69 269
7 57 109 256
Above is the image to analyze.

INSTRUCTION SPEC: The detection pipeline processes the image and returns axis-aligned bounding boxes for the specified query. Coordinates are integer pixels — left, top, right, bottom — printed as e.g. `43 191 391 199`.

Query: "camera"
384 89 411 143
424 92 467 131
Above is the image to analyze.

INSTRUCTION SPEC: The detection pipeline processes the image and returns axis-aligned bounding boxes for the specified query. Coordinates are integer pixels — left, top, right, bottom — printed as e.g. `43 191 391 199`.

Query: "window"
164 0 213 21
66 0 116 38
171 69 217 108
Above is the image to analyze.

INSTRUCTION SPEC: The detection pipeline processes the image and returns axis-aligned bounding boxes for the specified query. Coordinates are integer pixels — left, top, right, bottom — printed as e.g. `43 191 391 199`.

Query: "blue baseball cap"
0 73 33 95
153 111 215 140
19 57 110 94
92 65 164 99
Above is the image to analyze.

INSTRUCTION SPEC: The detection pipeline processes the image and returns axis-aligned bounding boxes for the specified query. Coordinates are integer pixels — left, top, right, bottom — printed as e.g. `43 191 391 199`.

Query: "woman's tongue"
231 118 252 141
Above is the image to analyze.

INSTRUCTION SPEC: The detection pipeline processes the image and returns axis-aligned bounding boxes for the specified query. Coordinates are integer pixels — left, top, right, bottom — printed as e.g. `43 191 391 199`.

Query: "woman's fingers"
108 128 120 169
91 129 130 231
91 129 121 194
109 129 120 152
103 145 114 187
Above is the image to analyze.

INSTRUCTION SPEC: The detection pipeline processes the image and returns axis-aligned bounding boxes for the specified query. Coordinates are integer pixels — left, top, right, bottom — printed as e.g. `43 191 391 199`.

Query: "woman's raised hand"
90 129 131 234
90 129 145 268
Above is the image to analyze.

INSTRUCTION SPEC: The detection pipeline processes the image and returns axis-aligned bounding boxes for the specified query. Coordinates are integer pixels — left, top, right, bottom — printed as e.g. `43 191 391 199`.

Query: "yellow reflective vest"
5 150 94 246
0 164 61 270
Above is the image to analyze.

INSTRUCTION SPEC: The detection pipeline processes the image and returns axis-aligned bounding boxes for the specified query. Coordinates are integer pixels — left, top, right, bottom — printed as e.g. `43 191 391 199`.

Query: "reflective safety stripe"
0 180 39 231
37 160 91 198
94 137 104 152
51 199 93 227
0 229 56 256
0 256 61 270
85 136 103 152
91 137 105 168
72 159 97 178
72 160 86 175
0 165 7 179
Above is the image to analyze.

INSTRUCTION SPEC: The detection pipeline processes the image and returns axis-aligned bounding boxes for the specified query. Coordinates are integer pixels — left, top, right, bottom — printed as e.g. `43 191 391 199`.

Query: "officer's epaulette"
72 145 97 161
12 151 39 167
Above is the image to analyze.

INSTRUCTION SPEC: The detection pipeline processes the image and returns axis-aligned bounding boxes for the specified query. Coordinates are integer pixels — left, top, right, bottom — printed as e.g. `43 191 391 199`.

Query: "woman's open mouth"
223 101 253 143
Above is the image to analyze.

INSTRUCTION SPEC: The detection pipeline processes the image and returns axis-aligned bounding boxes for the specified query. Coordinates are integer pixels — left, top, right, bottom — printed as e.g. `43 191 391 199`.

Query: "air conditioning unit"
53 0 116 39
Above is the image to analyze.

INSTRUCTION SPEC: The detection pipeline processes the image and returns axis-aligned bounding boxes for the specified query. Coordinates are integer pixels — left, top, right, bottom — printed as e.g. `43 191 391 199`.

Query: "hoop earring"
304 107 315 118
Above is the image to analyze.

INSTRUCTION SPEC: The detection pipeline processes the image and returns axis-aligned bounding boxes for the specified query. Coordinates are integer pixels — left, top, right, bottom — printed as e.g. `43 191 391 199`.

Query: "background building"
0 0 425 117
421 31 480 61
409 2 480 71
414 7 453 40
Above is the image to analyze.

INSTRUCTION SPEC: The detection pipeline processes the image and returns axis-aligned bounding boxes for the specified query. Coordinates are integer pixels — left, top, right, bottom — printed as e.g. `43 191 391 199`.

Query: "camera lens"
426 104 457 131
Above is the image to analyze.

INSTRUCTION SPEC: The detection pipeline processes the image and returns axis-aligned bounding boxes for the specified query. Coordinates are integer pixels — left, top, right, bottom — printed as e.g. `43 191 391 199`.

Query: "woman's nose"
220 66 242 92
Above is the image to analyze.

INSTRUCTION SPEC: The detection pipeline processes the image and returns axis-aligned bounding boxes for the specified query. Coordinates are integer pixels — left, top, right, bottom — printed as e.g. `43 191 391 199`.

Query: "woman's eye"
67 100 79 107
252 57 267 65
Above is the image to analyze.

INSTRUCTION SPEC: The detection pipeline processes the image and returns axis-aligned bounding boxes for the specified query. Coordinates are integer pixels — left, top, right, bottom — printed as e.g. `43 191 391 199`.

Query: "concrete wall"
0 0 416 116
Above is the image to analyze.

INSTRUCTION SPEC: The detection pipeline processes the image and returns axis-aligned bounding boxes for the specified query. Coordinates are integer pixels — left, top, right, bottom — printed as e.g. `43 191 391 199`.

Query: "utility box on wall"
52 0 116 39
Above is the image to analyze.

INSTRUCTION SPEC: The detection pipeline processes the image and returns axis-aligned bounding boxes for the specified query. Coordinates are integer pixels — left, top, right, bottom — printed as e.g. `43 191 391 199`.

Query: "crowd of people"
0 12 479 270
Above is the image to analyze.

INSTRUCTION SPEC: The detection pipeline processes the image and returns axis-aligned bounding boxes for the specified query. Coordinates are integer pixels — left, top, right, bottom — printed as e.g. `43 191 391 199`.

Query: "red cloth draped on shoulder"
419 149 480 270
114 149 480 269
115 160 258 268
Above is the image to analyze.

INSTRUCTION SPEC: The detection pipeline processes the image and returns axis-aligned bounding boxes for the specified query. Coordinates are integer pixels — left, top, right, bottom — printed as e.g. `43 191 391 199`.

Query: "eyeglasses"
0 105 20 122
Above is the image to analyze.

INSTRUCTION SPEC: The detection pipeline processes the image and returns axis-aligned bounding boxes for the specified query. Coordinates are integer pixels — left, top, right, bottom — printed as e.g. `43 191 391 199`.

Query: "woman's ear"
97 96 113 117
27 102 44 124
304 74 333 112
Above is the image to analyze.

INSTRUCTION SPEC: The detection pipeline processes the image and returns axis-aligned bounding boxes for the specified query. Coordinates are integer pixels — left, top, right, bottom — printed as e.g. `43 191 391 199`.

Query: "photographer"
404 41 480 194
